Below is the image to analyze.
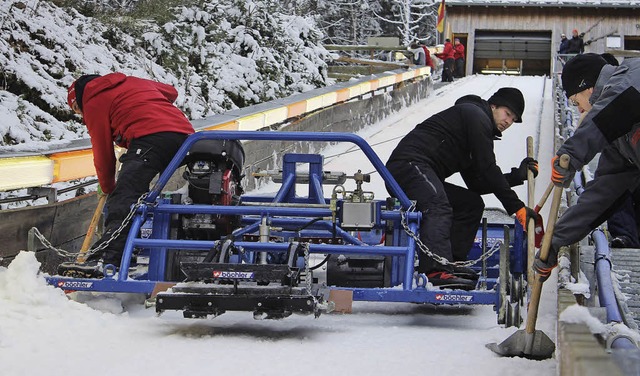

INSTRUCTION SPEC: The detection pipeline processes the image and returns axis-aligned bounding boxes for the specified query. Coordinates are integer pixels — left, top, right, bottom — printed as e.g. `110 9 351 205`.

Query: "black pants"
442 58 455 82
95 132 189 263
455 58 465 77
387 160 484 273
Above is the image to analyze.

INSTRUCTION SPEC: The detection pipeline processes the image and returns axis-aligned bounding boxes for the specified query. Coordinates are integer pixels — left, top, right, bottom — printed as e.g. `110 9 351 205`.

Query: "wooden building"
445 0 640 76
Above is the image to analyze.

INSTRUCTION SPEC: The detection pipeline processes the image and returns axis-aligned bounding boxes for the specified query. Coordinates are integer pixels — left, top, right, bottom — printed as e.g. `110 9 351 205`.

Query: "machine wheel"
497 225 510 325
510 274 525 306
497 298 507 325
505 302 522 328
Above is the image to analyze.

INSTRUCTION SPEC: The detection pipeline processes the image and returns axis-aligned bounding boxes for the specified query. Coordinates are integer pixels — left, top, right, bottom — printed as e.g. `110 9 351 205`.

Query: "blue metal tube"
154 203 332 217
569 171 638 349
592 230 624 323
132 238 411 256
592 230 638 349
146 131 412 209
154 203 417 221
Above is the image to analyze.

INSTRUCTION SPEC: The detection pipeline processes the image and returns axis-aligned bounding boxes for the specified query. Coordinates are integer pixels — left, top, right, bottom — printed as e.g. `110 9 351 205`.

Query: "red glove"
533 214 545 248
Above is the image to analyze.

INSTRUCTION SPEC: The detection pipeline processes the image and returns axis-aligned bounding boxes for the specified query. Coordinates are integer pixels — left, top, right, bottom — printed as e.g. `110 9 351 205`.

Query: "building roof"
448 0 639 8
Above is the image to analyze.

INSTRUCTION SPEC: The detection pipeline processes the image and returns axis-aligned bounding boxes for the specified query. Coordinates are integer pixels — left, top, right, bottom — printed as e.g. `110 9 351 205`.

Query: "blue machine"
46 131 527 323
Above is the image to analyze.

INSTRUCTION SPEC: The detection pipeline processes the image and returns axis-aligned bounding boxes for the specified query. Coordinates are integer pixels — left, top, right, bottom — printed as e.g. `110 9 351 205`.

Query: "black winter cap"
561 53 608 97
70 74 101 111
488 87 525 123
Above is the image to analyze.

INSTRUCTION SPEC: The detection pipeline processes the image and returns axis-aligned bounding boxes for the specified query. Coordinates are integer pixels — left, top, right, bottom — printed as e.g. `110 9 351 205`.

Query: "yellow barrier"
0 68 430 192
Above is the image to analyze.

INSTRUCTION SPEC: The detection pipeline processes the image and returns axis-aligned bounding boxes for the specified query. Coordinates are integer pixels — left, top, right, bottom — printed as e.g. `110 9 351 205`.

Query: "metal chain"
301 243 313 294
301 242 320 307
399 203 503 268
30 227 77 258
30 193 149 260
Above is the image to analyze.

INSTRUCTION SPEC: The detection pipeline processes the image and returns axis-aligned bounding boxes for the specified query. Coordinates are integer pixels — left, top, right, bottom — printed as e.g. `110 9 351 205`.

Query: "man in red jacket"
58 73 195 278
435 38 455 82
453 38 465 78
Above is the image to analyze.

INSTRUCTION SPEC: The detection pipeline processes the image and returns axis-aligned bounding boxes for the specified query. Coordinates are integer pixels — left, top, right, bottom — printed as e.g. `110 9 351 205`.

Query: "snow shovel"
486 154 569 360
76 193 107 263
76 148 122 263
526 137 535 287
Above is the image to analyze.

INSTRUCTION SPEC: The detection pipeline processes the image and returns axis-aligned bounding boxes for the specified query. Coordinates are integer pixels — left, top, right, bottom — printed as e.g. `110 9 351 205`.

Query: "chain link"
399 203 503 268
30 193 149 261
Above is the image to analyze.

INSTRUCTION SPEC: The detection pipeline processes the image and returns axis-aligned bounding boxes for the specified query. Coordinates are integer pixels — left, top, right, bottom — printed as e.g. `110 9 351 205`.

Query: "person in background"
558 33 570 55
453 38 465 78
58 73 195 278
566 29 585 54
420 42 436 72
386 87 538 290
534 53 640 280
409 42 427 66
435 38 455 82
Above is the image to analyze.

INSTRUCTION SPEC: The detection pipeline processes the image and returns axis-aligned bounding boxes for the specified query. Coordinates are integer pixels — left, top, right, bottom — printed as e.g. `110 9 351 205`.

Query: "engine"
180 139 245 240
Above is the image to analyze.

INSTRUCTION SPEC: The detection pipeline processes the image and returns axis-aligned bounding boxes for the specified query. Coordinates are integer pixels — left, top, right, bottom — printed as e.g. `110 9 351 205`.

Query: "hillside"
0 0 331 151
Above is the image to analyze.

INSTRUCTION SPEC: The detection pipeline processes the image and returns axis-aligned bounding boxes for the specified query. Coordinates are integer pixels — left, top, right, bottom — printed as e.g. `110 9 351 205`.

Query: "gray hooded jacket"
553 59 640 248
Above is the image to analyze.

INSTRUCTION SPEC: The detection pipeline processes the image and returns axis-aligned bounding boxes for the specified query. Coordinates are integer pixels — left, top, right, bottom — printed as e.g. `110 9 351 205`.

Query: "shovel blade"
486 330 555 360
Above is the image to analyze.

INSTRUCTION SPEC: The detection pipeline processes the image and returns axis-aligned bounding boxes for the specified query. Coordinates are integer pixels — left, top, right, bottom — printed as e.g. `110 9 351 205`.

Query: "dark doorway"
625 36 640 51
473 30 552 76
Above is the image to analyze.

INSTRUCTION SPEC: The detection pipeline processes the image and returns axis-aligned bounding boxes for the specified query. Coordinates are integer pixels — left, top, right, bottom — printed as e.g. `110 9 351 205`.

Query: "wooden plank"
0 193 94 258
334 56 410 68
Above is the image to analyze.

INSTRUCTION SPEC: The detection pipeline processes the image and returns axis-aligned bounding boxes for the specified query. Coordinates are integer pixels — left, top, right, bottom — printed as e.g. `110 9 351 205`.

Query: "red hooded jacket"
81 73 194 193
435 41 455 60
454 43 465 60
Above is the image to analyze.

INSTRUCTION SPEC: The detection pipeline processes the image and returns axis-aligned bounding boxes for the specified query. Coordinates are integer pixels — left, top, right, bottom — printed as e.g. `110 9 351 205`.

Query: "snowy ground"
0 75 559 376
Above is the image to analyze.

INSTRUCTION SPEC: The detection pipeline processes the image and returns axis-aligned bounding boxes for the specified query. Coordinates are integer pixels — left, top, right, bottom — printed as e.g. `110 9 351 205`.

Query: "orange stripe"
203 121 239 131
336 88 350 103
50 149 96 182
288 101 307 118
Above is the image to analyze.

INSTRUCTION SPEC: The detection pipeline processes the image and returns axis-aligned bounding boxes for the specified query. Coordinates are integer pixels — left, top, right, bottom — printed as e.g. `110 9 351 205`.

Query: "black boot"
426 271 476 291
58 258 105 279
610 235 634 248
452 265 479 280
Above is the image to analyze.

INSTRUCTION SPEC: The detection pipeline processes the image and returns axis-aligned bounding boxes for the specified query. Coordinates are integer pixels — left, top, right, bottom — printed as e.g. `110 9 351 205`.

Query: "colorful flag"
436 0 446 33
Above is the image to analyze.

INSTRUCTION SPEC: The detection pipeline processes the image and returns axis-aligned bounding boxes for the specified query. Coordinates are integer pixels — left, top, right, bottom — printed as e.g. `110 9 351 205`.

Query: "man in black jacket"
566 29 584 54
386 87 538 290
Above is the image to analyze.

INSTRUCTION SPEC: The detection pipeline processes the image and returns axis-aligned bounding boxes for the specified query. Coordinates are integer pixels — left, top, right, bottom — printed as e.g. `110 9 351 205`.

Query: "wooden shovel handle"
526 136 536 287
77 193 107 263
525 154 570 334
534 182 554 214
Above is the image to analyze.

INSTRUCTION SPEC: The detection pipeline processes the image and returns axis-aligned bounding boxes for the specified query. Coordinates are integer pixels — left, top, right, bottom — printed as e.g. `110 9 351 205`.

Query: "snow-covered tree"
0 0 331 147
316 0 383 46
376 0 437 45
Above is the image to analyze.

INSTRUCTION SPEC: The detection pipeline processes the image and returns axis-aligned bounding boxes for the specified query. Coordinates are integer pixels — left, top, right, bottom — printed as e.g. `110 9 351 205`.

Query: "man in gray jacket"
535 53 640 279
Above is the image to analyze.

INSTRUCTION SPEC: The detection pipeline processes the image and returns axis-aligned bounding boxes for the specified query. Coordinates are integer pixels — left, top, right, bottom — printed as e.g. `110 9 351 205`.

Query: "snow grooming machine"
46 131 527 323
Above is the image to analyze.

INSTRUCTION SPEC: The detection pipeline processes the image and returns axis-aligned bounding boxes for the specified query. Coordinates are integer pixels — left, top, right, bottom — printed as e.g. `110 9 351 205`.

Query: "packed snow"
0 75 563 375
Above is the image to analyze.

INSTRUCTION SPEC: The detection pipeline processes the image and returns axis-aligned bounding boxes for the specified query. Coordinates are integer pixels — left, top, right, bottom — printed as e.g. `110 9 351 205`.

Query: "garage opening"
474 31 552 76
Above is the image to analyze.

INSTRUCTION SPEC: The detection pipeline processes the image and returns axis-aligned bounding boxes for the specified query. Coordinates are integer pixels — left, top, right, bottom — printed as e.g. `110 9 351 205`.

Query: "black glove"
551 155 575 187
533 247 559 282
517 157 539 180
